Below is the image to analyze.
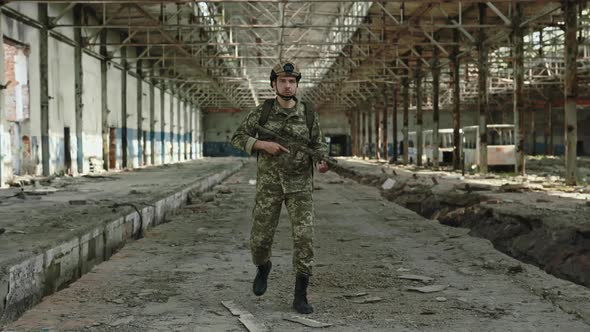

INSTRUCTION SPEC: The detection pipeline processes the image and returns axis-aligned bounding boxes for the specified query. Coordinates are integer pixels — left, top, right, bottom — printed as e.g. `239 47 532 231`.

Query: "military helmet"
270 61 301 87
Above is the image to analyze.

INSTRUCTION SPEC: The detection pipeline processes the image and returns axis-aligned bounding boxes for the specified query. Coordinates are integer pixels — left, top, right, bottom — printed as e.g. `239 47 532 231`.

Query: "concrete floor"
4 161 589 331
0 158 243 323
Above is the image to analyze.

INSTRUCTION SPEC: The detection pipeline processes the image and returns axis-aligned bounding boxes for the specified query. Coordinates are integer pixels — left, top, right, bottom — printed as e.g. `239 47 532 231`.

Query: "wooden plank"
239 313 268 332
284 315 333 328
221 300 248 316
404 284 449 293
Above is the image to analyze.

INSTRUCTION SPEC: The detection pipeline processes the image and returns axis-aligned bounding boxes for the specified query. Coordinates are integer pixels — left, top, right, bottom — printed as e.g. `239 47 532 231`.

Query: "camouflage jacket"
231 99 328 194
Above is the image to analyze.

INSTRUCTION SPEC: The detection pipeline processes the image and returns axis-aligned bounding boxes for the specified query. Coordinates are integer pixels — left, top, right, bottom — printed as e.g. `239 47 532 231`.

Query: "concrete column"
415 46 423 167
547 102 554 155
197 108 203 158
100 30 109 170
149 65 156 166
513 4 525 175
170 83 175 162
356 110 361 158
160 76 166 163
368 105 374 159
382 89 388 161
451 29 461 170
0 10 6 187
432 42 440 169
189 104 194 159
390 85 398 164
375 103 381 160
564 0 578 185
361 111 366 160
136 60 143 166
184 100 189 160
530 106 536 155
121 47 128 168
198 106 201 159
478 3 488 173
402 60 410 165
177 96 181 161
40 3 50 175
74 5 84 174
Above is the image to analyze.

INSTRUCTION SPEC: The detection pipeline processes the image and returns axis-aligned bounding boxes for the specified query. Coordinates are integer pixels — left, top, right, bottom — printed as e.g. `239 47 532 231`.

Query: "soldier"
231 61 329 314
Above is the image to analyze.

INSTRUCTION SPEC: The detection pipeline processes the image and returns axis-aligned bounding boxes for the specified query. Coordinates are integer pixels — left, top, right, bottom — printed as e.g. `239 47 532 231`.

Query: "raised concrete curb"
0 160 244 324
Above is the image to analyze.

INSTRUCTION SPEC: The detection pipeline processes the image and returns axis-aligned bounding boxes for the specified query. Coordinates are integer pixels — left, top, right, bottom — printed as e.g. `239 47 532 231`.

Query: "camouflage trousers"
250 190 314 275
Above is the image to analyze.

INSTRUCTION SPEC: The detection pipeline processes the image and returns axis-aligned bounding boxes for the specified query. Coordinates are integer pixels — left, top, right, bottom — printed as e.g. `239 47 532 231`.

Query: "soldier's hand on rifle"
317 161 329 173
255 140 290 155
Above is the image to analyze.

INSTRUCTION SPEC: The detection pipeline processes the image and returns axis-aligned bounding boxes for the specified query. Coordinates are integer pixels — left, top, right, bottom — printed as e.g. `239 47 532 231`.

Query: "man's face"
273 76 298 97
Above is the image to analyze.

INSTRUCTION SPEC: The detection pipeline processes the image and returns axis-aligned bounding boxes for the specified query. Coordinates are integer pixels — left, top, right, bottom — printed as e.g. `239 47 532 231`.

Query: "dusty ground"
331 157 590 288
4 161 589 331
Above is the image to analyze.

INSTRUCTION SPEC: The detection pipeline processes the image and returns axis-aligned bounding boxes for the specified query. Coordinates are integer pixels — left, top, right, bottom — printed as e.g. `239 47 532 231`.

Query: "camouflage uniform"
231 100 327 275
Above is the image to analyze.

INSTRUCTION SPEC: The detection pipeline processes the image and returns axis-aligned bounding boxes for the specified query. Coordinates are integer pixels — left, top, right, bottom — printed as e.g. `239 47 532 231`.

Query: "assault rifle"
255 124 338 168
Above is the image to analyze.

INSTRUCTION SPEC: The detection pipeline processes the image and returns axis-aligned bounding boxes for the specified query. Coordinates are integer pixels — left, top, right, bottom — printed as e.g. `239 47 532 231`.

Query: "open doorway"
328 135 351 156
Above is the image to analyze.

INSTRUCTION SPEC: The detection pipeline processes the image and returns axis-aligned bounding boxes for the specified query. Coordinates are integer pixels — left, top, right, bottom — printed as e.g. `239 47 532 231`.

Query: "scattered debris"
435 297 447 302
336 237 356 242
506 265 524 275
351 296 383 304
109 315 134 327
343 292 368 298
185 204 208 213
201 192 216 202
24 187 58 195
404 284 449 293
215 185 233 194
283 315 333 328
248 179 257 185
382 178 396 190
398 274 434 283
396 267 411 272
420 310 437 315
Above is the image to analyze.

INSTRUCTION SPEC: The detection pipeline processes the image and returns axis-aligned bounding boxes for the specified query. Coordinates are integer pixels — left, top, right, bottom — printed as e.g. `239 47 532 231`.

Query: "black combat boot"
293 273 314 314
252 261 272 296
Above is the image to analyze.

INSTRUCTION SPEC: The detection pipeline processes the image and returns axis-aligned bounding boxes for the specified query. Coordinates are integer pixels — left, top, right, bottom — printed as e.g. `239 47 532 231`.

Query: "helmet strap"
277 93 297 101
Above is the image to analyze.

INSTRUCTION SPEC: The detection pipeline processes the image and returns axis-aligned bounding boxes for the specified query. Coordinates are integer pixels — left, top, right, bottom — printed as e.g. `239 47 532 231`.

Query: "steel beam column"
513 4 525 175
478 3 488 173
40 3 50 176
564 0 578 185
402 61 410 165
451 30 461 170
74 5 84 173
100 29 109 170
415 46 423 167
121 46 128 168
432 40 440 170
